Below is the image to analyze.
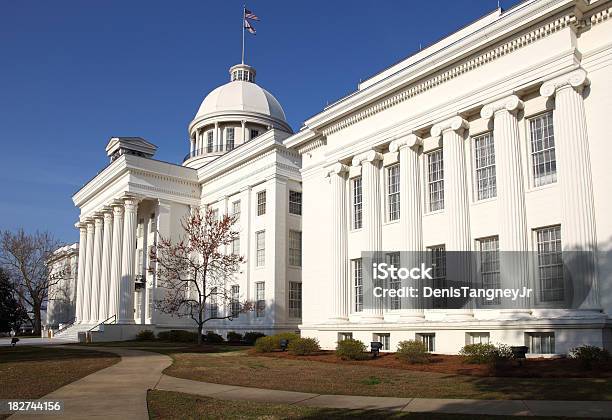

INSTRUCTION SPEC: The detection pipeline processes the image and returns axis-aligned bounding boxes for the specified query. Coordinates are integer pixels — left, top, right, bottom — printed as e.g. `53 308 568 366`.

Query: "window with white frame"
257 190 266 216
477 236 500 305
230 285 240 318
338 332 353 341
427 245 446 309
231 237 240 255
536 226 564 302
427 149 444 211
289 190 302 215
467 332 490 345
386 252 401 310
416 333 435 352
352 258 363 312
207 131 213 153
288 230 302 267
387 164 400 221
352 177 363 229
212 208 219 220
289 282 302 318
209 287 218 318
526 332 555 354
529 112 557 186
255 282 265 317
256 230 265 267
232 200 241 222
226 128 235 151
473 132 496 200
374 333 390 351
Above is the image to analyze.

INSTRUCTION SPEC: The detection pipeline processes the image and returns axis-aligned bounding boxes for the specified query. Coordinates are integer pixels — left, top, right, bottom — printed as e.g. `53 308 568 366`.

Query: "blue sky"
0 0 522 244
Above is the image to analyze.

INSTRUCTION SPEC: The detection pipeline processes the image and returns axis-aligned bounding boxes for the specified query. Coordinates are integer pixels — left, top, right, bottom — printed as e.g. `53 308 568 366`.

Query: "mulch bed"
256 350 612 378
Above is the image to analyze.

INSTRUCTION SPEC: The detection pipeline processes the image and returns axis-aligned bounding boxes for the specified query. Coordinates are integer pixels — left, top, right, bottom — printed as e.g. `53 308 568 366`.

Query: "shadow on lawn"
0 345 119 364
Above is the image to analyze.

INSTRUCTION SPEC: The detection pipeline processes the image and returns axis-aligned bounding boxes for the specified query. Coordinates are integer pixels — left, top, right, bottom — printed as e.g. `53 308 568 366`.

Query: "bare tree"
149 208 252 344
0 230 63 335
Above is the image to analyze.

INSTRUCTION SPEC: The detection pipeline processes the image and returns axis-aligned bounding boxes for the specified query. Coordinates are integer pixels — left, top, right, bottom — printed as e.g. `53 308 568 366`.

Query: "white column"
74 223 87 323
89 215 104 323
97 209 114 322
431 116 473 319
389 134 425 320
82 221 95 323
352 150 384 321
541 68 599 310
327 163 350 321
481 95 531 316
107 204 124 320
241 120 246 143
214 121 220 151
118 197 138 324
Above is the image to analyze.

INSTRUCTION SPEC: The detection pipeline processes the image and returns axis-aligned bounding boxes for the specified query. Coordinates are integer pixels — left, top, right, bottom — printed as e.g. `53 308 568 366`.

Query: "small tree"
0 267 29 333
0 230 63 335
149 208 252 344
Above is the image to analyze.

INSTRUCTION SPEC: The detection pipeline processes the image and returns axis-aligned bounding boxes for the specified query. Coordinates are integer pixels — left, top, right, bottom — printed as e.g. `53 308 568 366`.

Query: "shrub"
272 332 300 348
157 329 198 343
569 345 610 369
288 337 320 355
227 331 243 343
336 338 368 360
396 340 430 364
135 329 155 341
204 331 224 344
243 332 266 345
459 343 498 364
254 336 276 353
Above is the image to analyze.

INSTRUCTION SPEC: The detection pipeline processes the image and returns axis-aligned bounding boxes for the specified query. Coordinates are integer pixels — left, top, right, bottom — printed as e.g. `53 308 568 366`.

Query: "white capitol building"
47 0 612 355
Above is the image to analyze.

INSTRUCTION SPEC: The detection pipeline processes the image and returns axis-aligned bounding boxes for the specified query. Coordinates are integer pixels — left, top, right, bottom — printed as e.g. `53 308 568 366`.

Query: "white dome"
194 80 287 124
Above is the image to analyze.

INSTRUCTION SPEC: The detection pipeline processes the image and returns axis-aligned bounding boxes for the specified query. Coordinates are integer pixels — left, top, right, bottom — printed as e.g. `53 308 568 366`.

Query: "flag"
244 18 256 34
244 9 259 21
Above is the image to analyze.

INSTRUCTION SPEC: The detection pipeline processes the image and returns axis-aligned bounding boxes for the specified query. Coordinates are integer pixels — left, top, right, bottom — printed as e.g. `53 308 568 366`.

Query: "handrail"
88 314 116 332
55 318 76 335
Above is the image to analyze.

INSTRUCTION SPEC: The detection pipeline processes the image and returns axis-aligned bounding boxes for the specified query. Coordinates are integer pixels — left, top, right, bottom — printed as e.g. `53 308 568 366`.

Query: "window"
536 226 564 302
467 332 490 345
352 177 363 229
209 288 218 318
250 129 259 140
477 236 500 305
374 333 390 351
149 213 156 232
352 259 363 312
387 164 400 221
232 200 241 222
473 132 496 200
289 282 302 318
289 190 302 215
231 237 240 255
416 333 435 352
427 245 446 309
255 282 265 317
529 112 557 186
338 332 353 341
226 128 235 151
257 190 266 216
526 332 555 354
230 285 240 318
137 218 145 237
212 208 219 220
207 131 213 153
289 230 302 267
427 149 444 211
386 252 401 310
137 249 144 274
256 231 265 266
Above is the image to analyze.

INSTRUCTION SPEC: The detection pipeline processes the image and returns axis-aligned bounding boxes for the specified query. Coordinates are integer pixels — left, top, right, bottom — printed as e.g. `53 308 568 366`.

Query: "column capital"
540 68 589 98
389 134 422 152
351 150 383 167
480 95 524 119
75 221 88 230
431 116 468 139
326 162 349 177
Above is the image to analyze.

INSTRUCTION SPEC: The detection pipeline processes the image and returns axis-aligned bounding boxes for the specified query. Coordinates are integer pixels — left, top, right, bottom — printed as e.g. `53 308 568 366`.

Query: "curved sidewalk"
11 346 612 419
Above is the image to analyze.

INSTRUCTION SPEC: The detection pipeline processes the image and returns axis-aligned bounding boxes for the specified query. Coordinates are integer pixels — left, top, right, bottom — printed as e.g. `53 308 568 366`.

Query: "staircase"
53 323 99 342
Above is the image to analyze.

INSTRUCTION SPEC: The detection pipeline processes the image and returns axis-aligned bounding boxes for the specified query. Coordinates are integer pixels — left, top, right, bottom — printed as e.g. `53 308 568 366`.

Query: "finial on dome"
229 63 256 83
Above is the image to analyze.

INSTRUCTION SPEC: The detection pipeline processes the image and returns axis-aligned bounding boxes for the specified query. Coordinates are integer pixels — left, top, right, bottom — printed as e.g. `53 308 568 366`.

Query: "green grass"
147 390 590 420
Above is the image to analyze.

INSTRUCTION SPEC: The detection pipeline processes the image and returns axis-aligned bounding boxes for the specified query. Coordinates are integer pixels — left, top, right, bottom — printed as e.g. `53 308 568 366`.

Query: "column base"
498 309 532 320
397 311 426 322
443 310 474 320
359 312 385 323
116 319 135 325
325 317 350 324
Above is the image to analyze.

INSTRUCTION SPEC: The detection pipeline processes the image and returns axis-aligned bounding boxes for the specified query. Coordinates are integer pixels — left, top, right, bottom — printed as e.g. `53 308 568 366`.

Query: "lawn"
147 390 588 420
0 345 119 400
156 347 612 401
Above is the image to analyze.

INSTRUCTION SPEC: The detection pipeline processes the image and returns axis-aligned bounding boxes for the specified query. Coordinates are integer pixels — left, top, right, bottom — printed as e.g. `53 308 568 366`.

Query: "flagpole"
241 5 245 64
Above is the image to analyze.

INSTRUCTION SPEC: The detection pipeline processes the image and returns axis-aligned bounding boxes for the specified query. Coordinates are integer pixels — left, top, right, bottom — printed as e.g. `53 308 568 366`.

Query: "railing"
183 143 236 162
88 314 116 332
53 318 76 335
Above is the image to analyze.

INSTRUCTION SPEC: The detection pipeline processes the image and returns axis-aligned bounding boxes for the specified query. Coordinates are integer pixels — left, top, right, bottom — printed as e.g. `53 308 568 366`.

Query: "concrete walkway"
9 345 612 418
